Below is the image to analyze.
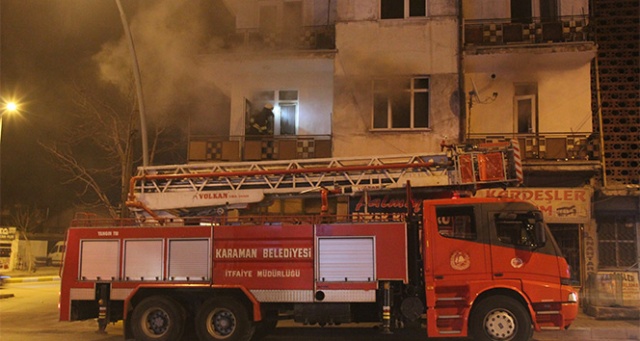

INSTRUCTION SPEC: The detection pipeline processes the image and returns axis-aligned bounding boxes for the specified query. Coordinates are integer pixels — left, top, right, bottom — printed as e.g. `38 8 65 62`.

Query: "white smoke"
92 1 228 124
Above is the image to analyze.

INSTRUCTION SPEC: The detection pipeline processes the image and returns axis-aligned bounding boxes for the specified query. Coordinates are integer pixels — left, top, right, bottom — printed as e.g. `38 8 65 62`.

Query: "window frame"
436 206 478 241
380 0 428 20
494 215 537 248
371 76 431 131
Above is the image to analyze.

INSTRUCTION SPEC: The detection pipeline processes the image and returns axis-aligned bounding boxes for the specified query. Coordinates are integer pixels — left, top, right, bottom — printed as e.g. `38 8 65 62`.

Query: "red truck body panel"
59 197 577 340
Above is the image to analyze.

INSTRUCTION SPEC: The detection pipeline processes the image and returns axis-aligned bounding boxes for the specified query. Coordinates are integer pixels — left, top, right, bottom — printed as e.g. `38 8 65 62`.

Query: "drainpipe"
457 0 467 143
594 54 607 188
591 9 607 188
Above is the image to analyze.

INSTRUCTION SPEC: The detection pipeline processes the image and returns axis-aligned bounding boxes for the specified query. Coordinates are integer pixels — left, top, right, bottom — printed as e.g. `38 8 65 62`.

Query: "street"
0 281 123 341
1 280 636 341
0 280 431 341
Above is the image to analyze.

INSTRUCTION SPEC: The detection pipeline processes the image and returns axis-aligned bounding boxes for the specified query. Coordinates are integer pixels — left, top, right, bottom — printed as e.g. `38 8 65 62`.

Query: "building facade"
190 0 638 311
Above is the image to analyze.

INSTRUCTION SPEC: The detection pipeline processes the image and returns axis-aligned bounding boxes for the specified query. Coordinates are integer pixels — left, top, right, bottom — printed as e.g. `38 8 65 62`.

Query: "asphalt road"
0 281 123 341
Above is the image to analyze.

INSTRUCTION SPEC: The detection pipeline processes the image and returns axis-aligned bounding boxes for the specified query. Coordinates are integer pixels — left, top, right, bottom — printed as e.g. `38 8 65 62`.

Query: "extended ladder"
126 146 518 218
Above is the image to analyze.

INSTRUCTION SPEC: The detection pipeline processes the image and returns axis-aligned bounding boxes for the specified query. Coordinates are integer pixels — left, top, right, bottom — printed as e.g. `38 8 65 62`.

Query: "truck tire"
131 296 185 341
195 297 255 341
469 295 532 341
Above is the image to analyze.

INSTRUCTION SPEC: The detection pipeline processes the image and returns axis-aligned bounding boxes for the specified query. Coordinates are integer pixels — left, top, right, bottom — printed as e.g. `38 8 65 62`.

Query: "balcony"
224 25 336 51
188 135 332 162
464 15 592 48
467 132 599 161
467 133 602 185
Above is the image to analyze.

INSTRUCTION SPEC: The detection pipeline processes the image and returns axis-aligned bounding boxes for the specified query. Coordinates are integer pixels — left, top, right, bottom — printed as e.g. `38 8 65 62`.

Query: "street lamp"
115 0 149 167
0 101 19 226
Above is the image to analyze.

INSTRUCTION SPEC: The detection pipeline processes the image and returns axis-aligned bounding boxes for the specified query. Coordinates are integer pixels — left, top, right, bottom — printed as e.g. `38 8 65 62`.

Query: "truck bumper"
560 285 579 329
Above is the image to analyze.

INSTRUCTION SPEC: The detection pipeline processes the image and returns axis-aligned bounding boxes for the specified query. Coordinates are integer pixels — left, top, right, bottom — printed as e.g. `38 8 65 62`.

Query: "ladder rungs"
536 311 561 315
438 314 462 319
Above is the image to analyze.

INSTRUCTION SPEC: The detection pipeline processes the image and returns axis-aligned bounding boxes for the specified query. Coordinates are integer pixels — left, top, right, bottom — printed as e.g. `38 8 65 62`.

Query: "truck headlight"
568 292 578 303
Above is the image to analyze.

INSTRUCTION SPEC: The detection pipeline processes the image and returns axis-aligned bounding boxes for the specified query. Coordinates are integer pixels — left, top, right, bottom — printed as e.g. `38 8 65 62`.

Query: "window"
495 213 536 247
381 0 427 19
373 77 430 130
437 206 477 240
598 215 637 268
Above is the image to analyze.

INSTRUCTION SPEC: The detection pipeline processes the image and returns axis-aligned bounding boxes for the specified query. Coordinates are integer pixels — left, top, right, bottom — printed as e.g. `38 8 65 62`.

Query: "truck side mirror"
534 222 547 248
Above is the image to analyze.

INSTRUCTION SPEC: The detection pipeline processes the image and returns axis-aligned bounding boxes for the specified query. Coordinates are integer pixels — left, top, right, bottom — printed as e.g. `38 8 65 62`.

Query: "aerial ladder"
126 142 521 221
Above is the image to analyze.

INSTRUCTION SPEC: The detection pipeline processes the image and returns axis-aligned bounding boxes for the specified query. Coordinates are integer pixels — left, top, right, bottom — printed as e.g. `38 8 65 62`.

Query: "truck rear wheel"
469 295 532 341
195 297 255 341
131 296 185 341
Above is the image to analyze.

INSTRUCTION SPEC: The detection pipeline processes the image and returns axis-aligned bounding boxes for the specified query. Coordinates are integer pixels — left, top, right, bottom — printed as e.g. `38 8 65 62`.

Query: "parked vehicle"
48 241 65 266
0 274 8 286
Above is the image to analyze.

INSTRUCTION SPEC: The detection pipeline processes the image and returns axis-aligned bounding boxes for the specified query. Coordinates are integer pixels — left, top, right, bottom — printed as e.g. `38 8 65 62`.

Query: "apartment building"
188 0 637 312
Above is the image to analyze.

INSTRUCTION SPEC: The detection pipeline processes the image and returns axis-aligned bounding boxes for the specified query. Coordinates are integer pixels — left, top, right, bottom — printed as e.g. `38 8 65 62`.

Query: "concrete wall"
465 52 594 135
332 6 460 156
230 0 336 29
206 57 334 137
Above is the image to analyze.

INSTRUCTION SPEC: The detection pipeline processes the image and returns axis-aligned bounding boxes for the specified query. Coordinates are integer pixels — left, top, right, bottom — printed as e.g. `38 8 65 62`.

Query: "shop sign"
476 188 592 223
0 227 17 241
596 271 640 307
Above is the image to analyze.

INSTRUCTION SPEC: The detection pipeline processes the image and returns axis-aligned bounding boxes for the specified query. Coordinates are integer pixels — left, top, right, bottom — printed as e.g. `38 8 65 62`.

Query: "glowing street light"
0 99 19 226
4 102 17 112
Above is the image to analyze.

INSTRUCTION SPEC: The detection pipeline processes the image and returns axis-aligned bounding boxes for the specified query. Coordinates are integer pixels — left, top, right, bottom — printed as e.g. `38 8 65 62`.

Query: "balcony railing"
466 133 599 161
464 15 591 47
188 135 332 162
224 25 336 51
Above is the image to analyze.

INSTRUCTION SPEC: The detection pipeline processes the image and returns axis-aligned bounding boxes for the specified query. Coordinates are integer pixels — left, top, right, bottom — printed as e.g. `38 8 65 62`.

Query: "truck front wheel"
131 296 185 341
195 297 255 341
469 295 532 341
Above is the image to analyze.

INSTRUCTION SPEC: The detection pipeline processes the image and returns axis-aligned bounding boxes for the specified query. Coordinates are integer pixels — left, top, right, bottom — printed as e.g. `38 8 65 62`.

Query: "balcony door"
540 0 559 20
282 1 302 44
280 104 296 135
511 0 532 23
260 6 278 34
278 90 298 135
514 95 536 134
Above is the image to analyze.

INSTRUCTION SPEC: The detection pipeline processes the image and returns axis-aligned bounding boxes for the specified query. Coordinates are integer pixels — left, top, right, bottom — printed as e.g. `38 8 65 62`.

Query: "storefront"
588 193 640 311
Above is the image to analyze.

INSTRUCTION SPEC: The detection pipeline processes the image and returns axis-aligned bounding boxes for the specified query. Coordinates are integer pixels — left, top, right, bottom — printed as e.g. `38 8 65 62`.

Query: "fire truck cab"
59 197 577 341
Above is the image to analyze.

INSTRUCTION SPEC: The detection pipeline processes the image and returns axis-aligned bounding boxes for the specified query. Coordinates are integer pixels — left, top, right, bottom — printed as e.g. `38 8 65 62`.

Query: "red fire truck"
58 145 578 341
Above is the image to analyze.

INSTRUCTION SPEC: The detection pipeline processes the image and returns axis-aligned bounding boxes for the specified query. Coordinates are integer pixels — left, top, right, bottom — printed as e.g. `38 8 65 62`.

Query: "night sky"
0 1 232 229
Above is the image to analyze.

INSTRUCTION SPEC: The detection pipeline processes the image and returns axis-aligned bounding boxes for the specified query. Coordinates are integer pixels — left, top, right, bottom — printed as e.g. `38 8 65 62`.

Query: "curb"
5 276 60 284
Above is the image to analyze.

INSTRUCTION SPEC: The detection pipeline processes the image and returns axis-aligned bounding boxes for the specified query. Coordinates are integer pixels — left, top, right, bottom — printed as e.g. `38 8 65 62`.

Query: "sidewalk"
535 311 640 340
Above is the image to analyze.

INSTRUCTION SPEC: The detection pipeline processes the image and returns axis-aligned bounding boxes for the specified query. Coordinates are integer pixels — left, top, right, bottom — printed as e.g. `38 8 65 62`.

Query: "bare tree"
39 82 180 219
9 205 47 272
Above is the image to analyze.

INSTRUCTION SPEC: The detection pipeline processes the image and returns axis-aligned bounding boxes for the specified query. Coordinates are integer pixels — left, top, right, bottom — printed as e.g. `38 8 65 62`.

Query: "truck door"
427 204 493 280
487 210 563 301
424 203 492 336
